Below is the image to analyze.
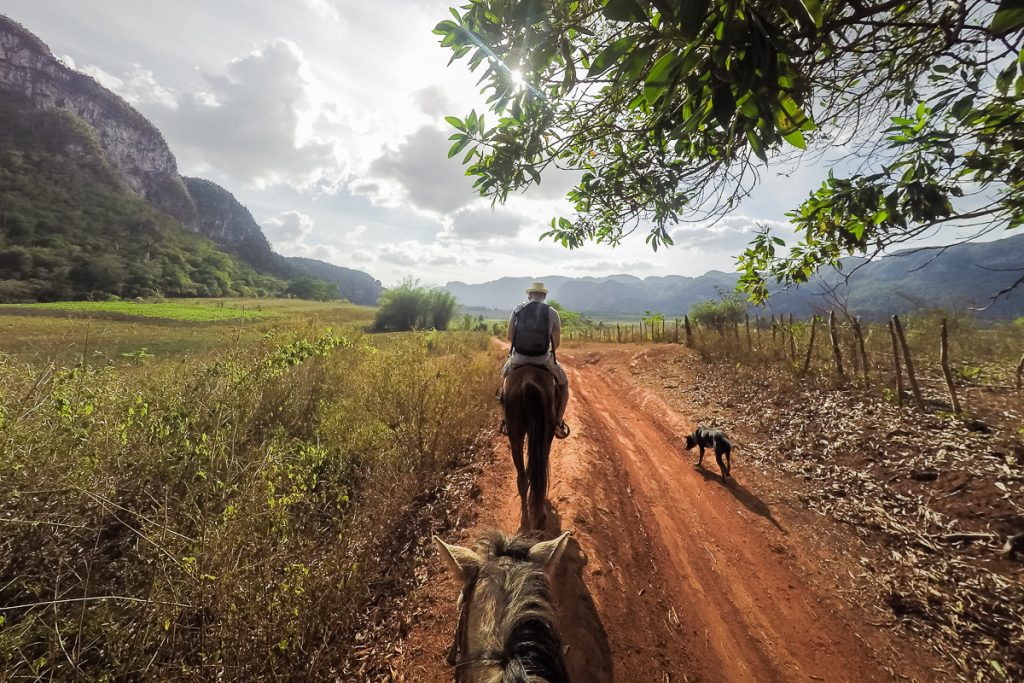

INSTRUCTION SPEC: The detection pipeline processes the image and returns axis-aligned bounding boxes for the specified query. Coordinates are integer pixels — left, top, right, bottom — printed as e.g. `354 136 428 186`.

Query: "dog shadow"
539 501 615 683
693 465 788 534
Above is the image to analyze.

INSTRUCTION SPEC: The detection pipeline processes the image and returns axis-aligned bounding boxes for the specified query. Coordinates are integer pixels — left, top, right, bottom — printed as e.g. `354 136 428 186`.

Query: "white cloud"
670 216 793 251
303 0 340 22
365 125 478 214
263 210 314 246
446 206 529 242
147 39 339 188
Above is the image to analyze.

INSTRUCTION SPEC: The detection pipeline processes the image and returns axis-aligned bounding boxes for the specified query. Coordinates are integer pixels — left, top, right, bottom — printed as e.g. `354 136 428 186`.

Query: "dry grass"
0 323 500 680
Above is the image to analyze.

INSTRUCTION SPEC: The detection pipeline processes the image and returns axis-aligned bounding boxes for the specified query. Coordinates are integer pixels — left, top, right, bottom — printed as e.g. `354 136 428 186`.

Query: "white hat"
525 281 548 295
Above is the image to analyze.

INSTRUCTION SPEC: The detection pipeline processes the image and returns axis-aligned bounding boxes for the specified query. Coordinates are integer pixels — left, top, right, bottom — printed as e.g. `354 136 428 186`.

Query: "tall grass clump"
0 327 499 679
371 280 458 332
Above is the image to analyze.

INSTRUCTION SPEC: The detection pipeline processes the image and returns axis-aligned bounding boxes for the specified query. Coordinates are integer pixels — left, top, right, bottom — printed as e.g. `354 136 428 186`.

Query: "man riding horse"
501 281 570 439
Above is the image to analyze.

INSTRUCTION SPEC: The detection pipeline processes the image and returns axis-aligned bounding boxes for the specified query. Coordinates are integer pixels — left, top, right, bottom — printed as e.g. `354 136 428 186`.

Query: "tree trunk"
828 311 846 381
940 318 962 415
892 315 924 410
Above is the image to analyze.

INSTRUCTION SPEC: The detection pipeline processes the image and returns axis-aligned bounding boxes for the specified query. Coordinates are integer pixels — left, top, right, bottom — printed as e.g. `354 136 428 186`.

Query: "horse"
434 530 571 683
503 365 558 531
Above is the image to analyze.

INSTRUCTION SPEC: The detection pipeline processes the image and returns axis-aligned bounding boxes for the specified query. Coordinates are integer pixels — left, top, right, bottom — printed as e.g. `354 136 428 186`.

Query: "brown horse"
434 530 571 683
503 365 558 530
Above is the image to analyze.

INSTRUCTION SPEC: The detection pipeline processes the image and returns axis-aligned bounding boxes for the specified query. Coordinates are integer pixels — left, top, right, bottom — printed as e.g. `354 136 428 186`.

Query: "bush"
690 290 747 331
372 280 458 332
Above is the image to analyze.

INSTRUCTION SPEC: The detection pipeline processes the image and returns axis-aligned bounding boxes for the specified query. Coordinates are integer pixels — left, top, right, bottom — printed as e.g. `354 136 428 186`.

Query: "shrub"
372 279 458 332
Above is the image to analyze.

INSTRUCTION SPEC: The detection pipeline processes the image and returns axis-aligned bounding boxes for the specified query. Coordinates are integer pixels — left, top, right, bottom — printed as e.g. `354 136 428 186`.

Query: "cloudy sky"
2 1 987 286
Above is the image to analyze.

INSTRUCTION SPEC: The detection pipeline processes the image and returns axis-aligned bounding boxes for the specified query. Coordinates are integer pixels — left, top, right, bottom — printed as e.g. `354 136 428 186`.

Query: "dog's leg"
715 448 728 480
697 446 705 467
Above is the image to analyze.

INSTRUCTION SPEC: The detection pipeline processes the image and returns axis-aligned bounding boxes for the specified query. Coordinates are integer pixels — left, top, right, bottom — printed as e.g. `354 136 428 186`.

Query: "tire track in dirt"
397 345 936 682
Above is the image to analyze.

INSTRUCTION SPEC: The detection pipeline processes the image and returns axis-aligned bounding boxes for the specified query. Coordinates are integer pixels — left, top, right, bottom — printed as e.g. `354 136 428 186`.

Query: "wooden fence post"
940 319 962 415
892 315 924 410
755 314 761 350
684 315 693 347
733 320 740 342
828 311 846 381
802 316 818 374
745 314 752 349
852 317 869 385
888 318 905 406
788 313 797 361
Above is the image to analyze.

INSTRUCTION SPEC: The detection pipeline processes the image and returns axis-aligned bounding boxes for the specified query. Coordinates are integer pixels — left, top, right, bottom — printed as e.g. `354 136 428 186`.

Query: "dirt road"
398 345 937 682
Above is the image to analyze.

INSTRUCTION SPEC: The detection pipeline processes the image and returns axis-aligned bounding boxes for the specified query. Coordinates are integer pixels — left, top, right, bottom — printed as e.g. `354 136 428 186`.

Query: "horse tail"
525 377 554 523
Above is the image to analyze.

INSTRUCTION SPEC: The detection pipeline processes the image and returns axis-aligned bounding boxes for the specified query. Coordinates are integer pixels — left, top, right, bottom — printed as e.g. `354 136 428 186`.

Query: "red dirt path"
395 345 940 682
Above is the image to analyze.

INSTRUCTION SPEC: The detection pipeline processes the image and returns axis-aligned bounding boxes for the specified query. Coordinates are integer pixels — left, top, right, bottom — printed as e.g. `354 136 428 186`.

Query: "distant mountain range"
446 233 1024 320
0 15 381 304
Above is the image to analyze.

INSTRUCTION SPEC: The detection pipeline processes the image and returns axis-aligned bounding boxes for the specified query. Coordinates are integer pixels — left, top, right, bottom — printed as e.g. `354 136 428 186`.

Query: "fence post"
802 316 818 374
684 315 693 347
852 317 869 385
940 319 962 415
1017 352 1024 391
754 314 761 350
788 313 797 361
892 315 924 410
888 318 905 405
828 311 846 381
745 313 752 349
674 319 680 344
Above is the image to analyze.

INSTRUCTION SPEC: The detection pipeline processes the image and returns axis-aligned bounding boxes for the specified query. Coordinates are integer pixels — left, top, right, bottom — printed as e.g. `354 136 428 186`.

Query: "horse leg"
510 432 529 530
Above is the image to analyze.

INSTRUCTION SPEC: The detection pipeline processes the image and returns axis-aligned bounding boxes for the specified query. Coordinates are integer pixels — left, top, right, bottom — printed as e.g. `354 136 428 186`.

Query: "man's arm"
507 312 516 344
550 308 561 351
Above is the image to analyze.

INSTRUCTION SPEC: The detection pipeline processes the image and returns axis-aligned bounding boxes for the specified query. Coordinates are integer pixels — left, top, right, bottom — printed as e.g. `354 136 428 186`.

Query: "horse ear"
433 536 482 584
529 531 571 571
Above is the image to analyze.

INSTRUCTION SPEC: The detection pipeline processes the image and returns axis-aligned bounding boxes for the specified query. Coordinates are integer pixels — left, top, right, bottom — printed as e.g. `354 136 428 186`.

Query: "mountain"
446 233 1024 320
0 14 381 305
183 178 381 304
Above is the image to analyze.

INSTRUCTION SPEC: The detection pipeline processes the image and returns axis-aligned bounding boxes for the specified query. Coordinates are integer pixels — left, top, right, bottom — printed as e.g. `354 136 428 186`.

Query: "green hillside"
0 92 283 302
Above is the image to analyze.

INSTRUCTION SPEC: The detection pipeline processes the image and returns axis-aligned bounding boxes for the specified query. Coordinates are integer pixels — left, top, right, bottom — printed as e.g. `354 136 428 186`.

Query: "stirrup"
555 421 570 439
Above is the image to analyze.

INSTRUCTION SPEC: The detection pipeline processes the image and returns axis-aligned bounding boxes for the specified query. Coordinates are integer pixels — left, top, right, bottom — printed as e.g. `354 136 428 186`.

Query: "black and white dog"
684 427 732 480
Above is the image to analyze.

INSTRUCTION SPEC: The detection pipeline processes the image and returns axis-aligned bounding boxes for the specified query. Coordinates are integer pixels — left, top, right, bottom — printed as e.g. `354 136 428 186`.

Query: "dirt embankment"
396 345 943 682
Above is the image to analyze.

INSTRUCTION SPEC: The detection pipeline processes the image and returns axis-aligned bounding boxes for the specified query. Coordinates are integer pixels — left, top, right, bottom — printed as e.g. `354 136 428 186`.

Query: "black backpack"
512 301 551 356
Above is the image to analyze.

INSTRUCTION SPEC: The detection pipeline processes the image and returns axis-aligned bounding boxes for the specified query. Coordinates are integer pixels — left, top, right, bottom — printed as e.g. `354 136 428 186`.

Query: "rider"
501 281 570 439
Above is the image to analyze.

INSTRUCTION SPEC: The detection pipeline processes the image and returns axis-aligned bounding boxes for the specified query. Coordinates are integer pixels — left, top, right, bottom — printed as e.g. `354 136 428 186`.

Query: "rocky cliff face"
0 15 196 225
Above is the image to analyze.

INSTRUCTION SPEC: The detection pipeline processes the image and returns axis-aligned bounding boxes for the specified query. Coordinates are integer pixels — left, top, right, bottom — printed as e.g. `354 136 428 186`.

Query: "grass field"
0 297 501 680
0 298 377 362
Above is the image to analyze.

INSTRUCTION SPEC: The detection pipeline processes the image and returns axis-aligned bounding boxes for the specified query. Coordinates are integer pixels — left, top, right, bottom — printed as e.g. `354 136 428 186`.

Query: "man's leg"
553 361 570 438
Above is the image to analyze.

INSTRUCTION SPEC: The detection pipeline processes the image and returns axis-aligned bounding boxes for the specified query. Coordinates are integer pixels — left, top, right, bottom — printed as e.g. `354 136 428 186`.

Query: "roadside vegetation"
372 280 459 332
0 308 500 679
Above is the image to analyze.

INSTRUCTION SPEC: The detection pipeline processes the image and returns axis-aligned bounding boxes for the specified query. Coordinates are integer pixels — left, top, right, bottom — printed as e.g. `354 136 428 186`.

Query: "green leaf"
990 1 1024 36
746 129 767 162
448 137 471 158
445 116 466 131
950 95 974 120
783 129 806 149
586 36 638 78
798 0 823 27
601 0 646 22
643 53 679 105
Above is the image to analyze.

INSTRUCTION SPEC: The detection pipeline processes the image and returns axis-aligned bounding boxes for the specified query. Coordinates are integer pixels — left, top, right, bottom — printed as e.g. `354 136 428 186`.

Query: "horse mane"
466 531 569 683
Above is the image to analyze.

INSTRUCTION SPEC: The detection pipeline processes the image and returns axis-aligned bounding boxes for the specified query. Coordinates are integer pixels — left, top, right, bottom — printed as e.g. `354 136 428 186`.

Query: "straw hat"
525 281 548 295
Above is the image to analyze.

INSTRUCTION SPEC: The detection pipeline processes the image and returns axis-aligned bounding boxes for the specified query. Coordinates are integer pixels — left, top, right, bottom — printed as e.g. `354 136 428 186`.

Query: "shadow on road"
693 465 789 534
539 501 615 683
